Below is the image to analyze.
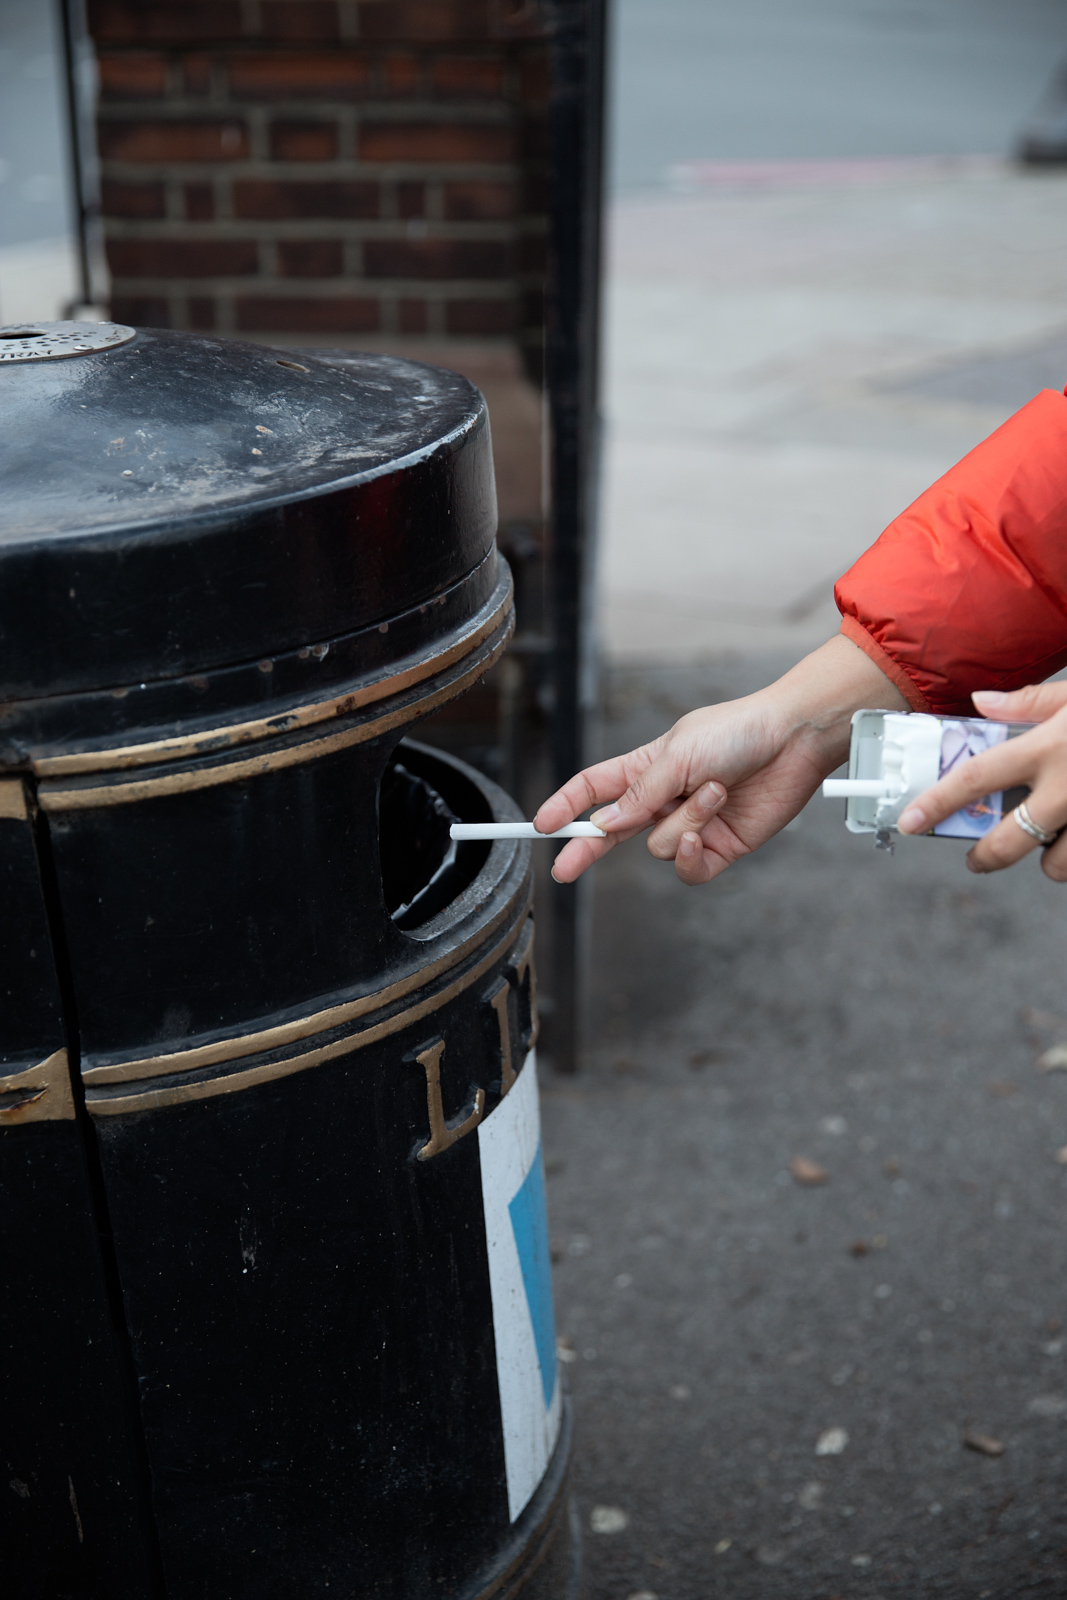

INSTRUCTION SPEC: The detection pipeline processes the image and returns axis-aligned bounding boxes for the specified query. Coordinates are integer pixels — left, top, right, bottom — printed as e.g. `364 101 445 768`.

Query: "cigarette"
822 778 904 799
449 821 607 841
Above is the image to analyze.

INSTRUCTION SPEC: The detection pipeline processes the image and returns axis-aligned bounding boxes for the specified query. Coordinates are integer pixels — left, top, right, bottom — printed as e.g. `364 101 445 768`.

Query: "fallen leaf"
815 1427 849 1456
1038 1044 1067 1073
590 1506 628 1534
964 1431 1005 1457
791 1156 828 1186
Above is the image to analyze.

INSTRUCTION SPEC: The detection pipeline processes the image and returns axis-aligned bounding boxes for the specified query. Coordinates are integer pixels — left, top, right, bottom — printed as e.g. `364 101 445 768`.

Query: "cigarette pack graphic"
930 718 1009 839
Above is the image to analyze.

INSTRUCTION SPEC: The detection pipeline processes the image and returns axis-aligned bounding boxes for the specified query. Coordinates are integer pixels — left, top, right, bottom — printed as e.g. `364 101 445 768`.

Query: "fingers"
548 789 729 885
675 831 722 886
589 744 699 835
1041 828 1067 882
965 787 1067 874
973 683 1067 723
646 780 726 859
897 738 1036 836
549 820 647 884
963 808 1042 874
533 744 661 835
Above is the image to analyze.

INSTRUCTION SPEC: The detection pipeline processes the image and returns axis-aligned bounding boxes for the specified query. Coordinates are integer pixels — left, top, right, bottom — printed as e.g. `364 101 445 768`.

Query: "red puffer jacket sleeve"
834 388 1067 714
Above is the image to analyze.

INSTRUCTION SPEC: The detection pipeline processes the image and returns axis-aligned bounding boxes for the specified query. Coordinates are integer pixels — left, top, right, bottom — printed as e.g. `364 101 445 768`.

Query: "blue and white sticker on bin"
478 1050 562 1522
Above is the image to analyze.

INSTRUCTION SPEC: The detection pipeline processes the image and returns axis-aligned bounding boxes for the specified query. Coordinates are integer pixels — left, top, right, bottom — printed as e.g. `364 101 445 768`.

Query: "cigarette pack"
823 710 1031 847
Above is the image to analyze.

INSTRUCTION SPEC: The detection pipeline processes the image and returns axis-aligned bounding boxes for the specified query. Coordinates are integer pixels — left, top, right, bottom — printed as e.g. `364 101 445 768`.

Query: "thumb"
972 682 1067 722
591 748 690 832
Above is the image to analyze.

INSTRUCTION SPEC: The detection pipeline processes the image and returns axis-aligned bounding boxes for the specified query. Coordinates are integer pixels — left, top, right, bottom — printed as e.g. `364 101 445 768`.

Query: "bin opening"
379 744 492 931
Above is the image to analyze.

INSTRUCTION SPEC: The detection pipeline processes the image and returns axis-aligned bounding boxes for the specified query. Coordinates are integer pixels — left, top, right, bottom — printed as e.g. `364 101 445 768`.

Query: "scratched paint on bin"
478 1049 562 1521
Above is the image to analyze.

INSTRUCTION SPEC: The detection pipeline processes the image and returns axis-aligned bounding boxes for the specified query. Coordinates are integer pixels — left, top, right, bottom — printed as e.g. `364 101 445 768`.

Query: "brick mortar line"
94 36 542 50
97 103 525 123
100 161 530 180
110 278 520 297
95 43 543 59
103 220 533 239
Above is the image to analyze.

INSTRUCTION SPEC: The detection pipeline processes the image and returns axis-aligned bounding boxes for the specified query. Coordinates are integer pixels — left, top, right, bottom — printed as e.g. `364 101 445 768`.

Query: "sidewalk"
544 657 1067 1599
545 160 1067 1598
598 160 1067 659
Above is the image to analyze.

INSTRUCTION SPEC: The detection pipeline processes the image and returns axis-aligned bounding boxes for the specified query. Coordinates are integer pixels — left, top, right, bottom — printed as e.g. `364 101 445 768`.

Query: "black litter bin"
0 321 575 1600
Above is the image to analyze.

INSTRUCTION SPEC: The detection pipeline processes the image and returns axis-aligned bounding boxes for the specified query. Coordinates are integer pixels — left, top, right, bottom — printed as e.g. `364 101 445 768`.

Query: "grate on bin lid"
0 320 136 362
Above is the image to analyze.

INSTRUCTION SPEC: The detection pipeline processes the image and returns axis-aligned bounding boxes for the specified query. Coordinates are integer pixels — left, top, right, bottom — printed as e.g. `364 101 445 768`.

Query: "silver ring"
1013 800 1061 848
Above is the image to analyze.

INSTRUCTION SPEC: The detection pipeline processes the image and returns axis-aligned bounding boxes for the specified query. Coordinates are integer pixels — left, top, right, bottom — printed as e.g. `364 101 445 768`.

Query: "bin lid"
0 322 496 700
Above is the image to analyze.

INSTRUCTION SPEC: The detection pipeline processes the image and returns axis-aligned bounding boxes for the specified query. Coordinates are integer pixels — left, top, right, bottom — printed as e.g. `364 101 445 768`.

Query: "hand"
897 682 1067 880
534 635 907 885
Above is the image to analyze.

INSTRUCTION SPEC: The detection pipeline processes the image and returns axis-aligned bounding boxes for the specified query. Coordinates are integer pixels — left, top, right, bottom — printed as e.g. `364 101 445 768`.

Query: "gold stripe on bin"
35 569 512 778
82 875 530 1086
38 616 511 813
86 900 533 1117
0 1050 75 1125
0 779 28 821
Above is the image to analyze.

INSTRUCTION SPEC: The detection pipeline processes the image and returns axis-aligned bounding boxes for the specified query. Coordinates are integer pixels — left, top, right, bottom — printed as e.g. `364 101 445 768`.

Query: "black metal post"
57 0 107 314
545 0 606 1073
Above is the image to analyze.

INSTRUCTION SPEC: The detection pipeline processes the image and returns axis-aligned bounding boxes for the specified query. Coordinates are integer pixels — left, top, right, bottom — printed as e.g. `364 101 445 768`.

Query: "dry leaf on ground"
964 1431 1005 1457
791 1156 828 1186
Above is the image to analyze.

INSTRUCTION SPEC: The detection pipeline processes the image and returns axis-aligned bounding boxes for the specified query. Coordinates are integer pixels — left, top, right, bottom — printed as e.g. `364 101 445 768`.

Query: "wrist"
771 634 909 770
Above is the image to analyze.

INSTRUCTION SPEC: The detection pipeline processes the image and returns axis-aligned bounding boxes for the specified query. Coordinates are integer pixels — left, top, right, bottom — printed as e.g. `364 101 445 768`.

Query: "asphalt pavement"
542 656 1067 1599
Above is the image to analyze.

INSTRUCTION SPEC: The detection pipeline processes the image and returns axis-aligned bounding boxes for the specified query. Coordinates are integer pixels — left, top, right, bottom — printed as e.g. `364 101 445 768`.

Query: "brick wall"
86 1 550 374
